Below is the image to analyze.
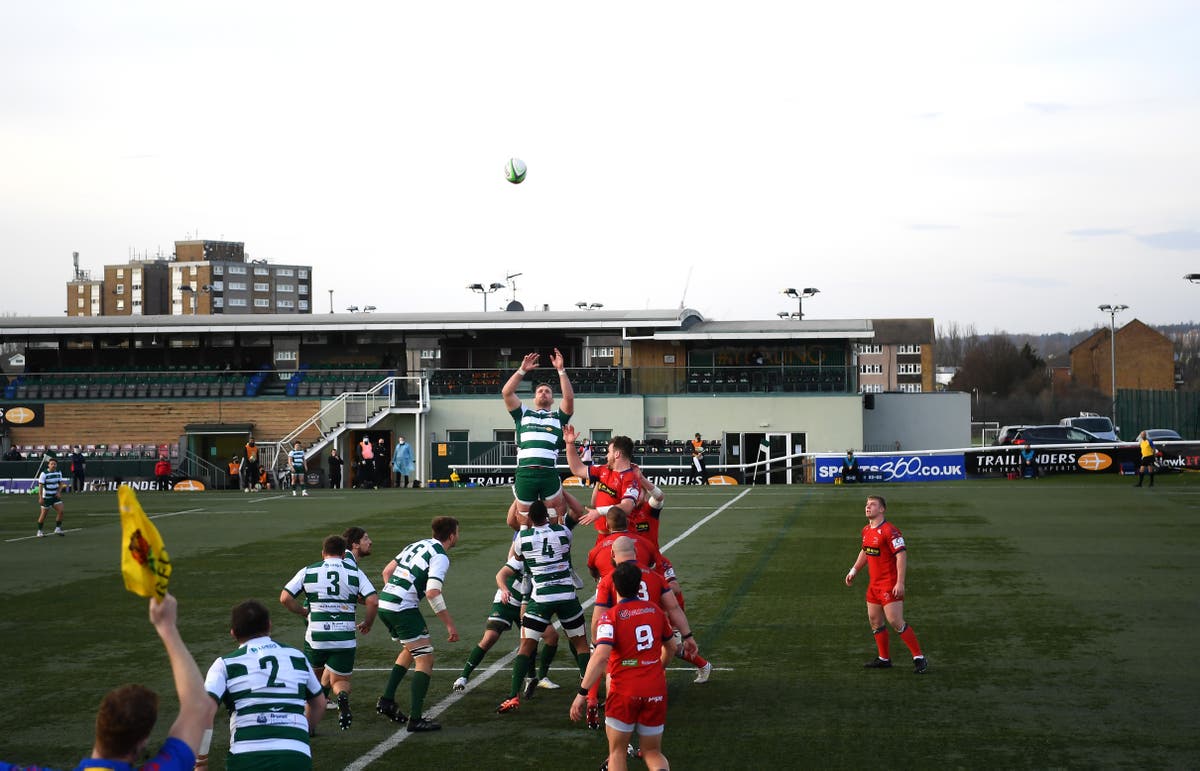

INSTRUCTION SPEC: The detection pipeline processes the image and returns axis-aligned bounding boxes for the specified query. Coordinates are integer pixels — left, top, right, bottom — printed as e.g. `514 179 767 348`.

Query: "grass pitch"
2 474 1198 769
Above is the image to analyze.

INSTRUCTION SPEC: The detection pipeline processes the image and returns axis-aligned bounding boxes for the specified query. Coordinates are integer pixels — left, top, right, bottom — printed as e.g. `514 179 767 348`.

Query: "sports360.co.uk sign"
816 454 966 483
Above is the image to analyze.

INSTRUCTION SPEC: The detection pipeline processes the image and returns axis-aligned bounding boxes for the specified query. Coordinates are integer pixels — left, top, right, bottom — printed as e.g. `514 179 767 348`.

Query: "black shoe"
864 657 893 669
913 656 929 674
375 697 408 724
406 716 441 732
337 691 352 730
523 676 539 699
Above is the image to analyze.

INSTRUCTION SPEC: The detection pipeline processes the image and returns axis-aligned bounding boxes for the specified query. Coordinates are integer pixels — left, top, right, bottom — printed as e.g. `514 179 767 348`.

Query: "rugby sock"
1135 472 1144 486
383 664 407 701
680 650 709 669
509 654 531 698
537 643 559 679
461 645 487 678
873 626 891 660
410 670 431 720
527 646 539 680
898 624 923 658
575 650 590 677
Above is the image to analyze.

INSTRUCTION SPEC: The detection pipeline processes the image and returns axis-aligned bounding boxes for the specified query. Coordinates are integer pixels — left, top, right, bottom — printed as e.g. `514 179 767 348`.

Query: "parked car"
1059 413 1120 442
1140 429 1182 442
994 425 1033 446
1013 425 1109 445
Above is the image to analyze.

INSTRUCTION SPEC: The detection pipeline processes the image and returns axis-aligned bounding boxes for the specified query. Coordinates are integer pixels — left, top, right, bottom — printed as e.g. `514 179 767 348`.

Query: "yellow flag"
118 485 172 598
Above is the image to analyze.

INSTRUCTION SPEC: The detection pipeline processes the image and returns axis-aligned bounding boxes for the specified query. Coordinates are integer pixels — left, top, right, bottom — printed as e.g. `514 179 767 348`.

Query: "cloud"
1068 228 1125 237
986 275 1071 289
1135 230 1200 251
916 111 942 120
1026 101 1072 114
909 223 958 231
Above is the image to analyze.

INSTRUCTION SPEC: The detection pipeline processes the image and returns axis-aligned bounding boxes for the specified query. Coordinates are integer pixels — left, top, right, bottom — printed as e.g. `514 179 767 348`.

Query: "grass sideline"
1 475 1198 769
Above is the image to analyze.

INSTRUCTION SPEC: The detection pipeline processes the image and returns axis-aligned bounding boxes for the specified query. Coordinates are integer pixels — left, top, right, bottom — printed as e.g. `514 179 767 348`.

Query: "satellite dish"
505 300 525 312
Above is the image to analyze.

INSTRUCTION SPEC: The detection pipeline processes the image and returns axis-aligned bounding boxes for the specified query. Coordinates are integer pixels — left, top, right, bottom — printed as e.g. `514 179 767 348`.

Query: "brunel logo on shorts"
1077 452 1113 472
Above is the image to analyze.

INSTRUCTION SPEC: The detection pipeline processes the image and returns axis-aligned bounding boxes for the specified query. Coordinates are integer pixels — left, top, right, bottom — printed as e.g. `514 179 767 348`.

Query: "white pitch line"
5 527 85 543
345 486 752 771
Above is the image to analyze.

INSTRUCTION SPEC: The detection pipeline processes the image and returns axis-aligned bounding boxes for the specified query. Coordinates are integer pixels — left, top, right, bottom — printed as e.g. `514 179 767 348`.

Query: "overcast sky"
2 1 1197 334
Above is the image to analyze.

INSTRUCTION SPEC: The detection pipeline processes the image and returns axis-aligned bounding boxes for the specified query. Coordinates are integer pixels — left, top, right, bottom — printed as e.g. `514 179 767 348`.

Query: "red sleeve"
595 575 615 608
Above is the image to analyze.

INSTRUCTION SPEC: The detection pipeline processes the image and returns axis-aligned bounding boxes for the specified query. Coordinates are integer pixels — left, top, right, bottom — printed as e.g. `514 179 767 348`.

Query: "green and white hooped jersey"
283 557 376 650
204 635 322 759
380 538 450 612
494 563 526 608
289 449 306 469
510 404 570 469
38 470 64 496
508 522 577 604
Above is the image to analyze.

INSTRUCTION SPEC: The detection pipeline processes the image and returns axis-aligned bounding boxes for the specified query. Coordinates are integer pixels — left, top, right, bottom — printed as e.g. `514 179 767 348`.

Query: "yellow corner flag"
118 485 172 598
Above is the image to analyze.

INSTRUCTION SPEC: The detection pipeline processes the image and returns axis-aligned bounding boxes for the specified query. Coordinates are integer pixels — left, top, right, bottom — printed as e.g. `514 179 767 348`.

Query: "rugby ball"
505 158 527 184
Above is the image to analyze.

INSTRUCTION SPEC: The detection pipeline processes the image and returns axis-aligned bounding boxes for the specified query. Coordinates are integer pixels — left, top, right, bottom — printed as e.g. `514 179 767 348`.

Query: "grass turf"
1 474 1198 769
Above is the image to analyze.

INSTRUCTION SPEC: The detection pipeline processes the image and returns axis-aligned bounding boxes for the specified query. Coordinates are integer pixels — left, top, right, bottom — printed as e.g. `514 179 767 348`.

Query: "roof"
651 319 874 341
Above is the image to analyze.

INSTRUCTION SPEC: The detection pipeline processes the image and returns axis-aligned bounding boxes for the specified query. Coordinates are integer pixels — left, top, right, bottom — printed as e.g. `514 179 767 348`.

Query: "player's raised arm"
563 425 589 478
550 348 574 415
502 352 539 411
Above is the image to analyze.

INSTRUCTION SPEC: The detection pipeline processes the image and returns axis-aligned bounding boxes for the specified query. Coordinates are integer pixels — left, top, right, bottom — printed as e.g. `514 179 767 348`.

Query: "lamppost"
576 302 604 310
468 282 504 311
1098 303 1128 427
328 289 334 314
781 287 819 319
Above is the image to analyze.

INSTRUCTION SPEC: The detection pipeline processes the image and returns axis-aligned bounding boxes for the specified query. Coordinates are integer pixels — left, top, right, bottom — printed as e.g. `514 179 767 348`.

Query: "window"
116 299 125 311
447 430 468 443
591 429 613 445
189 265 198 275
298 284 308 295
115 284 125 295
298 269 308 279
76 298 84 309
277 299 295 309
897 344 922 354
254 266 270 276
228 282 247 291
277 268 294 277
859 364 882 374
420 349 441 360
298 300 309 310
277 284 295 293
212 281 223 291
131 284 141 291
591 346 615 358
213 265 224 275
899 383 923 393
494 429 515 443
213 297 224 308
228 265 246 275
859 383 883 393
253 282 270 292
898 363 922 374
858 344 882 354
254 298 270 308
116 268 125 278
228 298 247 307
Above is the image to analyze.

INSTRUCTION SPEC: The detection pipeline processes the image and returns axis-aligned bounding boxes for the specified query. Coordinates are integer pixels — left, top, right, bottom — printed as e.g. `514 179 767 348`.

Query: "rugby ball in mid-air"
505 158 527 184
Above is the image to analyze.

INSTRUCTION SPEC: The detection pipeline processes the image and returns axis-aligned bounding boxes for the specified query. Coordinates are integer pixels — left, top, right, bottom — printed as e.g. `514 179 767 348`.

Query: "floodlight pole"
1098 303 1128 427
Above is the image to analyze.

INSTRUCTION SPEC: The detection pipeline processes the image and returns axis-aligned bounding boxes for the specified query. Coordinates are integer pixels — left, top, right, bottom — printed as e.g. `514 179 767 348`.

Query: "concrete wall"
422 393 864 451
862 392 971 451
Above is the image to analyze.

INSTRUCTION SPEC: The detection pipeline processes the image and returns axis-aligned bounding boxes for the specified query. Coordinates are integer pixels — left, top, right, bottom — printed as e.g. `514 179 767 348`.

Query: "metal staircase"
271 375 430 477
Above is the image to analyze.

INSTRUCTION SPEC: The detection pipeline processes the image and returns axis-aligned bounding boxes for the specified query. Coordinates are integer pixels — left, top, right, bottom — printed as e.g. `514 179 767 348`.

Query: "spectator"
691 434 707 484
359 436 376 489
242 436 260 493
69 447 87 493
391 435 415 488
375 437 389 487
842 450 860 483
154 457 172 491
329 447 344 489
3 445 22 461
1020 445 1038 479
227 455 241 490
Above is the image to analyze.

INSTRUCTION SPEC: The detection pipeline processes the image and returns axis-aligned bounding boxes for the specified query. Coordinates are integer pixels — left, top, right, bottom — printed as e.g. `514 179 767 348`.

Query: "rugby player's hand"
569 693 588 722
445 622 459 643
522 352 540 371
892 581 905 599
563 425 578 443
550 348 565 371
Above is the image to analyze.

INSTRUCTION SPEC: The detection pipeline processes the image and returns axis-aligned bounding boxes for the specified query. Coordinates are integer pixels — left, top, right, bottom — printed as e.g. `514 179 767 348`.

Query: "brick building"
856 318 935 393
1069 318 1174 394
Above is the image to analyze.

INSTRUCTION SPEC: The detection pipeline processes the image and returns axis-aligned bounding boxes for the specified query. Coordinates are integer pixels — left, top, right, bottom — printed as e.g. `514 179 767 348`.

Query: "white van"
1059 413 1119 442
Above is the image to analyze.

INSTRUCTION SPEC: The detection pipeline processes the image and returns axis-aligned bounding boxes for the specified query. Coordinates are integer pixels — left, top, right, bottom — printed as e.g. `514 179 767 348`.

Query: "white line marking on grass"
345 486 752 770
353 665 734 673
5 527 84 542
